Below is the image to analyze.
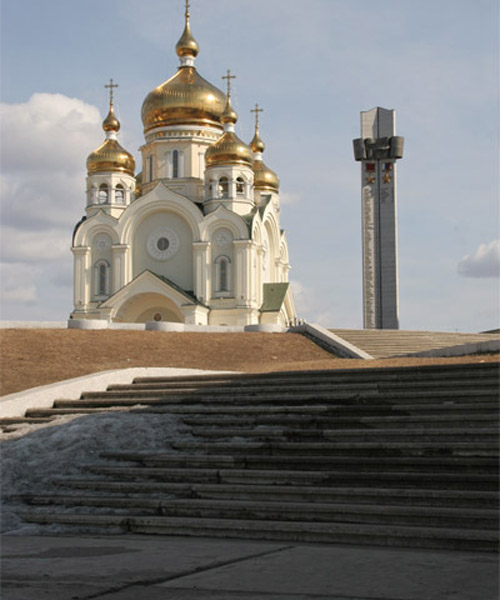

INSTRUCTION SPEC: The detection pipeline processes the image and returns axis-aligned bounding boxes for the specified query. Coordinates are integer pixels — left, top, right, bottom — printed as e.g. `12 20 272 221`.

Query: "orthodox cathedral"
70 3 296 327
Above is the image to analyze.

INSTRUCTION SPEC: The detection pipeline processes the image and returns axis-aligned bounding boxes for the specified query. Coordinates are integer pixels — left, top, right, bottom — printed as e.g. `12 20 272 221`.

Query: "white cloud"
0 93 102 232
458 240 500 278
1 226 69 263
0 262 41 308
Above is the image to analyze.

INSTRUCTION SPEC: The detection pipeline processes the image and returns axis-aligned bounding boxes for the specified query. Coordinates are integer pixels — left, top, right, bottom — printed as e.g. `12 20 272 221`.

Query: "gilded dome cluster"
87 105 135 177
205 95 253 168
141 7 226 133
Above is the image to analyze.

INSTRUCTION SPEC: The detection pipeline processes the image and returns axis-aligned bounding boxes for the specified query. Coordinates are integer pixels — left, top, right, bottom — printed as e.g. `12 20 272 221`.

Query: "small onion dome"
253 159 279 192
221 94 238 125
102 105 120 133
250 129 265 153
205 131 254 168
175 15 199 58
141 67 226 132
87 139 135 176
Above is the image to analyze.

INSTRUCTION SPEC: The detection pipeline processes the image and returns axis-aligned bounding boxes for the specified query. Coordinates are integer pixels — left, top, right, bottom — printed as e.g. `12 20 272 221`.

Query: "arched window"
94 260 110 297
148 155 154 182
236 177 245 194
219 177 229 198
98 184 109 204
172 150 179 179
115 184 125 204
215 256 231 295
219 258 228 291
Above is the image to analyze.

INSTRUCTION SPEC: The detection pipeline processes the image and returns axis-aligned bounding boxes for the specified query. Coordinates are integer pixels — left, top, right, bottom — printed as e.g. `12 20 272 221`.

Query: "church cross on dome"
185 0 190 19
251 103 264 129
105 78 119 106
222 69 236 97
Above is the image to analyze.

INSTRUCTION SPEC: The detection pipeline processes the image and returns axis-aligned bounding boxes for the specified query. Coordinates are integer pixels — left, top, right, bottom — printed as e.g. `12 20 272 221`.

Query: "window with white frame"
215 255 231 295
219 177 229 198
115 184 125 204
236 176 245 194
98 184 109 204
148 155 154 182
94 260 110 297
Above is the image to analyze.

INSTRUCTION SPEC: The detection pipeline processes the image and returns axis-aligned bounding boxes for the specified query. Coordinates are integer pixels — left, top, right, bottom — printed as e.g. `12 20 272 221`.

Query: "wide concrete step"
19 495 498 529
21 512 499 551
132 362 499 384
172 440 499 457
52 390 498 410
181 414 498 429
0 417 54 433
107 377 499 394
56 479 500 509
188 426 499 443
100 452 500 474
28 400 500 419
86 465 498 490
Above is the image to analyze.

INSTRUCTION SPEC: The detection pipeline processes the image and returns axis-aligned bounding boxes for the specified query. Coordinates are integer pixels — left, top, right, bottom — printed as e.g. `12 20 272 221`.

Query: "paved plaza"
1 534 498 600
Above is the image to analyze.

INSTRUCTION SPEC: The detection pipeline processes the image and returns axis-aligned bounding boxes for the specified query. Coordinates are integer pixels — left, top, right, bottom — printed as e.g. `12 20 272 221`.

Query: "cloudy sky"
1 0 498 332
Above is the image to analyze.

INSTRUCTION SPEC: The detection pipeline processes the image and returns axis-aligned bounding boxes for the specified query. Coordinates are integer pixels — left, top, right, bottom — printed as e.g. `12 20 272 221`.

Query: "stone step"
85 465 498 490
56 479 500 509
107 377 499 394
76 388 497 402
25 401 500 419
53 389 498 409
0 417 54 432
132 362 499 384
19 495 498 529
172 440 499 457
181 414 498 429
100 452 500 474
21 512 499 551
188 427 500 444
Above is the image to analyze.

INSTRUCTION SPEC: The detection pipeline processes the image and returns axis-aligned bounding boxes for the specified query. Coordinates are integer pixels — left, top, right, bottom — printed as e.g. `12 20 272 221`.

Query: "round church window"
147 227 179 260
157 237 170 251
153 313 162 321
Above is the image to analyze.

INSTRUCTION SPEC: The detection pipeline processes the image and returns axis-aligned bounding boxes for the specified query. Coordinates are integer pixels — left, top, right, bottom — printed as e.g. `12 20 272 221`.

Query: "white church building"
70 5 295 327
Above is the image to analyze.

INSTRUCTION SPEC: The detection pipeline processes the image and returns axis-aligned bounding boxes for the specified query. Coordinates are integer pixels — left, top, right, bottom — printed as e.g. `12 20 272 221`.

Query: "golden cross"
105 78 119 105
221 69 236 96
185 0 190 18
251 103 264 128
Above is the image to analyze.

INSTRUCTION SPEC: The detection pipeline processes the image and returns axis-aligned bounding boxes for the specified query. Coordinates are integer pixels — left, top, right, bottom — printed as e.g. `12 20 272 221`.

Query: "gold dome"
87 139 135 176
253 158 279 192
141 67 226 132
102 105 120 132
205 131 254 168
176 16 199 58
250 129 265 153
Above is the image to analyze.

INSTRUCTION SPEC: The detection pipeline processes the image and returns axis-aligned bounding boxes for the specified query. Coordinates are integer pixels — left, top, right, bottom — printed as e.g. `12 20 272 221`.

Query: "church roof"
260 283 289 312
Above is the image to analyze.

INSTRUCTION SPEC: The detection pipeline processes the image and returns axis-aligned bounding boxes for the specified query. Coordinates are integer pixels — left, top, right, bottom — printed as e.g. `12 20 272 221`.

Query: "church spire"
250 103 265 153
102 78 120 139
176 0 199 66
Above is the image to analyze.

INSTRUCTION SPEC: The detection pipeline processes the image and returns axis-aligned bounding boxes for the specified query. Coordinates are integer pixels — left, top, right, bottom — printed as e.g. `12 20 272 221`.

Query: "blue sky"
1 0 498 331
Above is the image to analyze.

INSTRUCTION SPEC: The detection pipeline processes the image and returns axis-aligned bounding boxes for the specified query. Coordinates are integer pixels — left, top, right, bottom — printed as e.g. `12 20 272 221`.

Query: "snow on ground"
1 411 195 534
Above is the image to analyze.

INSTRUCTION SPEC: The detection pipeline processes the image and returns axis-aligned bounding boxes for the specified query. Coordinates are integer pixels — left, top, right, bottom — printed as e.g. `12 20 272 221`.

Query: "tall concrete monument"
353 107 404 329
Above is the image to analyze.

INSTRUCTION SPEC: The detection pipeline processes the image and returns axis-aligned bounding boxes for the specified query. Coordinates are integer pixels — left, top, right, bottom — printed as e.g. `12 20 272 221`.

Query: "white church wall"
132 211 194 292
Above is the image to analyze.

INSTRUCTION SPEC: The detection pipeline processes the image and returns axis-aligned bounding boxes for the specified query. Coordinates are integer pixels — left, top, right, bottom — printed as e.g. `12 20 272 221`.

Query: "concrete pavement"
1 534 498 599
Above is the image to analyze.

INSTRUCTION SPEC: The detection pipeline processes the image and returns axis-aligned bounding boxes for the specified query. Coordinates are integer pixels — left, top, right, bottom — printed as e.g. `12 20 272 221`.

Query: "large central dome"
141 67 226 132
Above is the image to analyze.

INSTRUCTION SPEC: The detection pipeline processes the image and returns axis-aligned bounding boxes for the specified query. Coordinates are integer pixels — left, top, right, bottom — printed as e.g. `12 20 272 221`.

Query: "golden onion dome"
250 129 265 153
102 105 120 132
87 107 135 176
175 15 199 58
253 158 280 192
141 67 226 132
87 139 135 177
205 131 254 168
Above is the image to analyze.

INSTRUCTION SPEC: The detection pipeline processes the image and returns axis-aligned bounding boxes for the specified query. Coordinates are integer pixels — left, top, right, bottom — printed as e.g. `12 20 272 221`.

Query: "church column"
72 246 91 309
234 240 253 306
112 244 129 293
193 241 210 303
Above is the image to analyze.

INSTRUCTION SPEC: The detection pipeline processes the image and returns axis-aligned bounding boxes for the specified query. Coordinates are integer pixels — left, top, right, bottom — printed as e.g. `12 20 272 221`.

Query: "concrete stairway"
329 329 498 358
14 362 500 551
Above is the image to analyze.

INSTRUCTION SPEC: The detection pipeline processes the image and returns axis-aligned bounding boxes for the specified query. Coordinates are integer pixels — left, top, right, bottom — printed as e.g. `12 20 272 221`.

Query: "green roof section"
260 282 289 312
